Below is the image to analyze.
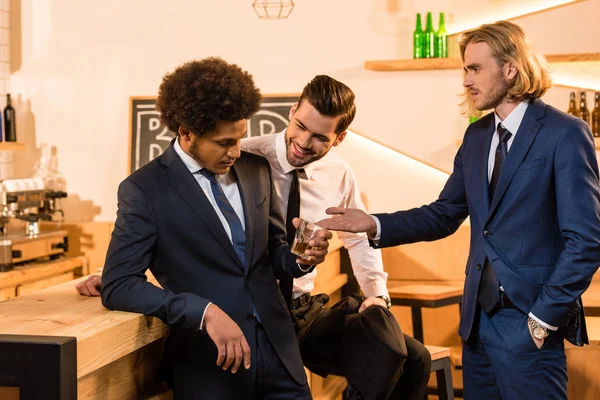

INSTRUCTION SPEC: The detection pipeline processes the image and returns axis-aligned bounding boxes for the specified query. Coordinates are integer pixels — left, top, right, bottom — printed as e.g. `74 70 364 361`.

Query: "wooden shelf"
365 58 462 72
365 53 600 72
0 142 26 151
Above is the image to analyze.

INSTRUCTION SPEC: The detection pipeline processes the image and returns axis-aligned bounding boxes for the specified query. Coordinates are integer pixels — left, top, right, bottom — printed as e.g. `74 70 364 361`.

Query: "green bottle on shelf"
413 13 424 59
435 12 448 58
424 12 435 58
469 115 479 124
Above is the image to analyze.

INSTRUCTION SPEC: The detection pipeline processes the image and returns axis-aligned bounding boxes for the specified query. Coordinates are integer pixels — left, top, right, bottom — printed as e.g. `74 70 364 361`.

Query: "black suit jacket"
101 142 313 397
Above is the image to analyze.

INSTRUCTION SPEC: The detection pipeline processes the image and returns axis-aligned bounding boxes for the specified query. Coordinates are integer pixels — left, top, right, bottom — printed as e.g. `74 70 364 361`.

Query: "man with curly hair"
99 57 332 399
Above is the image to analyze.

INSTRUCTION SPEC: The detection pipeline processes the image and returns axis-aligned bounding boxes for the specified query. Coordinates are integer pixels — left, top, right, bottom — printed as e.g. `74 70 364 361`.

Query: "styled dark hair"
298 75 356 134
156 57 262 135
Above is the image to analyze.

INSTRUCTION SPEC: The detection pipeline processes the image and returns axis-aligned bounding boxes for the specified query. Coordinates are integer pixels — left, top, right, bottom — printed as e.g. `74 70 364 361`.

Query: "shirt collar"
494 99 529 135
275 130 315 179
174 136 204 173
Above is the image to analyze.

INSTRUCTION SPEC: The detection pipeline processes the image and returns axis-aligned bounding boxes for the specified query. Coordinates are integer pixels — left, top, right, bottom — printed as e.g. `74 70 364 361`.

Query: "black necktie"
279 169 302 308
478 123 512 313
199 169 246 266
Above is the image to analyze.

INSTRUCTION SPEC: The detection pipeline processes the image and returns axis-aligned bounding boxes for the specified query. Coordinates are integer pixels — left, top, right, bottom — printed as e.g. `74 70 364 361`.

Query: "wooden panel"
364 53 600 72
312 374 347 400
565 317 600 399
364 58 462 71
0 387 19 400
388 280 463 301
0 256 86 290
0 142 25 151
56 222 114 272
16 272 74 296
383 224 470 281
0 276 168 379
0 287 16 301
77 338 166 400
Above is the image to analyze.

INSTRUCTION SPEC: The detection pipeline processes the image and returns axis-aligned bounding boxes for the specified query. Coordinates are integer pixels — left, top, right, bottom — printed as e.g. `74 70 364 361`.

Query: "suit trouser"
253 322 312 400
168 321 311 400
297 295 431 400
463 307 567 400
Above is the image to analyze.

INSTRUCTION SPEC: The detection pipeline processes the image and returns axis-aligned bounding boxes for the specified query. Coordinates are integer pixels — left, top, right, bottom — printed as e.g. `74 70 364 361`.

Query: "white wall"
7 0 600 221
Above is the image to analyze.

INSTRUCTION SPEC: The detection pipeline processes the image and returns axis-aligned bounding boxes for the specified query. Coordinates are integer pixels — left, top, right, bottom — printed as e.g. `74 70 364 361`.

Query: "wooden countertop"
0 275 167 379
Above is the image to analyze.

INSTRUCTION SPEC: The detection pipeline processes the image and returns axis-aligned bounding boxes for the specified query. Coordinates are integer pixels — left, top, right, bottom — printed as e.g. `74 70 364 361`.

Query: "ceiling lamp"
252 0 295 19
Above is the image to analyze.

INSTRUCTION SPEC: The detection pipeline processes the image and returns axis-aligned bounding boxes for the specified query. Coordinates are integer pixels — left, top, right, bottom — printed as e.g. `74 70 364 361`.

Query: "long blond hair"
459 21 552 116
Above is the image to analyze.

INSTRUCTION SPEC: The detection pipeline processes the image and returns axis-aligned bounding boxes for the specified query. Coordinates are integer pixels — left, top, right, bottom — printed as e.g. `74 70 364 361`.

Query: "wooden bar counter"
0 243 346 399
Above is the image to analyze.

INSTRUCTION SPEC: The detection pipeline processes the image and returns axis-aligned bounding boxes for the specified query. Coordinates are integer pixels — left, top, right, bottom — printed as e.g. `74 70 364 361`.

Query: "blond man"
319 21 600 399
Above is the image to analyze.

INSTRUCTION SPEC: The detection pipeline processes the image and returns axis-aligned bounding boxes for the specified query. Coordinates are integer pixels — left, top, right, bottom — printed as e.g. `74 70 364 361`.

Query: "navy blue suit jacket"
373 99 600 345
101 143 312 395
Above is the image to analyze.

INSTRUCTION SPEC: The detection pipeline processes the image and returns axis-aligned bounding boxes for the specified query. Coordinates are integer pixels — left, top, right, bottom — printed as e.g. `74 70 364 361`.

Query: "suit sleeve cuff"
528 312 558 331
199 302 212 331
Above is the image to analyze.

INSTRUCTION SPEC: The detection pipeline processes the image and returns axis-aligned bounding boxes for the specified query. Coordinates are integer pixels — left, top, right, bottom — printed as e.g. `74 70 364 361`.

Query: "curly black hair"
156 57 262 135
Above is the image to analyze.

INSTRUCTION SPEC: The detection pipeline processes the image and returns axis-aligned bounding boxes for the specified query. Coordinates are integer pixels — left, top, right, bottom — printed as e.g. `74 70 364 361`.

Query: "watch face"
533 326 546 340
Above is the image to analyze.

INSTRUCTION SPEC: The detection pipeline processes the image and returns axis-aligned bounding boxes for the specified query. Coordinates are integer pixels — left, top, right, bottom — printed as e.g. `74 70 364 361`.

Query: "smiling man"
317 21 600 399
242 75 431 400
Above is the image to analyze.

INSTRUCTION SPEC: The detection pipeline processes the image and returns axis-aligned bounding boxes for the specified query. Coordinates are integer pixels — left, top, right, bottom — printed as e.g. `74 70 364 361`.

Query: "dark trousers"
254 322 312 400
463 307 567 400
297 294 431 400
168 322 310 399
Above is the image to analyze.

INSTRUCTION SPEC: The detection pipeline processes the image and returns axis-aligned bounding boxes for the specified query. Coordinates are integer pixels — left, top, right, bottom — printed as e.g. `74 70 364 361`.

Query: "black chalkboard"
129 94 299 173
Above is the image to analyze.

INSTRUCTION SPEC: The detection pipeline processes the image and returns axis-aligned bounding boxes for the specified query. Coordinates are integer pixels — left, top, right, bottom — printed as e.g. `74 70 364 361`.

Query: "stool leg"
435 358 454 400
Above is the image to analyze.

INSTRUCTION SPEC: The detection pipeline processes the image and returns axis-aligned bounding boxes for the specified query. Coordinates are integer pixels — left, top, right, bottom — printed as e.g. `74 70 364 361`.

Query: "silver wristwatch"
376 295 392 310
528 317 549 340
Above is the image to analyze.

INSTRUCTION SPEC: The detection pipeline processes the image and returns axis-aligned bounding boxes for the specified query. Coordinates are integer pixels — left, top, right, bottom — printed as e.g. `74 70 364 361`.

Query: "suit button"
483 230 491 238
476 263 482 271
246 313 255 321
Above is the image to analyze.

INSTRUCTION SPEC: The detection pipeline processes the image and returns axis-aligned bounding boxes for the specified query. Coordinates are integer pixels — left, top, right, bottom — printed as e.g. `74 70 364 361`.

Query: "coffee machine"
0 178 68 272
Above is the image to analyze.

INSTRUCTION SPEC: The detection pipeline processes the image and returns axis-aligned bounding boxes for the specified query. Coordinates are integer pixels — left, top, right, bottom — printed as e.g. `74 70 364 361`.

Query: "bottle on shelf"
435 12 448 58
592 92 600 138
32 143 50 179
567 92 580 117
44 146 67 192
424 12 435 58
580 91 590 125
413 13 424 59
3 94 16 142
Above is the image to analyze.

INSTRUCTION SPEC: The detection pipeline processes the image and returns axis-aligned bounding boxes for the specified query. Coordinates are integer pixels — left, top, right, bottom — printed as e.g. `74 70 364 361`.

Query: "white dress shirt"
174 137 246 329
242 131 389 299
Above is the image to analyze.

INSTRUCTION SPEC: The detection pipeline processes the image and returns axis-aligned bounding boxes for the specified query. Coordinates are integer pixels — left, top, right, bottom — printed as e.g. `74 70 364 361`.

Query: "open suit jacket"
101 142 313 398
373 99 600 345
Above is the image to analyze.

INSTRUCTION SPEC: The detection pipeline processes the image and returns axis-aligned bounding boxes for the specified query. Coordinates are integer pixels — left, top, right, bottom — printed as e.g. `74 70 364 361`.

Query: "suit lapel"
160 142 245 271
486 99 546 223
231 158 255 272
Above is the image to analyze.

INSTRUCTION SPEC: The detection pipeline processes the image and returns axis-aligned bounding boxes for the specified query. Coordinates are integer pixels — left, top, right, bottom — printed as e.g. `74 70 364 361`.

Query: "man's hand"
292 217 333 265
316 207 378 238
527 319 545 350
75 275 102 297
204 304 251 374
358 296 387 313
